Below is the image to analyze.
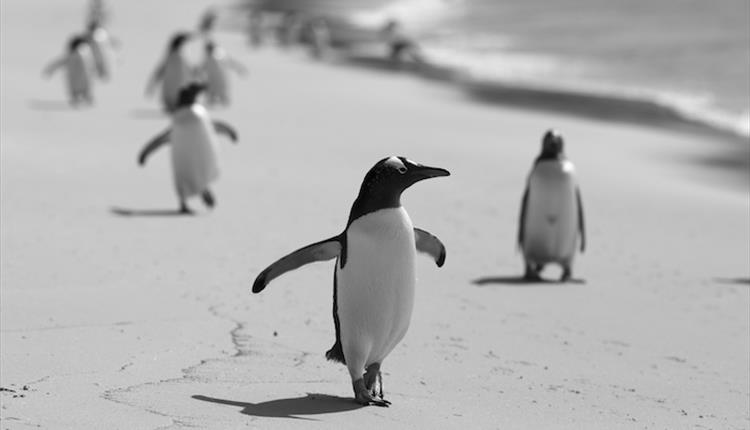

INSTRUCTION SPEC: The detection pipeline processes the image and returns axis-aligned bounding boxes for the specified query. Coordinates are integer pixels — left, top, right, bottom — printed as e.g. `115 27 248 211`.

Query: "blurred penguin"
247 8 264 47
197 41 247 107
198 8 218 39
307 18 331 59
86 0 110 28
43 35 94 107
517 130 586 282
137 83 239 214
86 19 119 81
276 11 302 47
146 32 194 112
381 19 424 64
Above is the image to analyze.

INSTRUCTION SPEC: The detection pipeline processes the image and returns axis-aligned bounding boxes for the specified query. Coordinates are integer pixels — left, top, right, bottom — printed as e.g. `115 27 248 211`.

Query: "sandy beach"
1 1 749 429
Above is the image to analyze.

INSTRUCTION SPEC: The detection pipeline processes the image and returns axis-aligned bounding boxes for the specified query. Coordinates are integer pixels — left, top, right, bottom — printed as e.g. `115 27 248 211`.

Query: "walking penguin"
43 35 94 106
146 32 193 112
252 156 449 406
137 83 238 214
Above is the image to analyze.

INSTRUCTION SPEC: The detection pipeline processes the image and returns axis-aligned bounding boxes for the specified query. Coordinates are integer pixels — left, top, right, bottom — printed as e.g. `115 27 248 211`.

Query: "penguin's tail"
325 341 345 364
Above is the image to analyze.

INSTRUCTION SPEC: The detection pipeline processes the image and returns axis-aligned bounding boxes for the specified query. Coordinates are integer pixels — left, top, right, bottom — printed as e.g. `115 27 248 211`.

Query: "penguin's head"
540 129 564 158
205 41 216 55
349 156 449 223
87 20 101 33
68 35 88 52
168 32 192 52
176 82 206 108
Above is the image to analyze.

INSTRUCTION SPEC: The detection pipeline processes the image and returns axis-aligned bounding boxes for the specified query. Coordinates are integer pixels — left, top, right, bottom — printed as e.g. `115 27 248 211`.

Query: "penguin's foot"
179 202 193 215
364 363 384 399
201 190 216 209
353 378 390 407
523 264 542 281
560 267 572 282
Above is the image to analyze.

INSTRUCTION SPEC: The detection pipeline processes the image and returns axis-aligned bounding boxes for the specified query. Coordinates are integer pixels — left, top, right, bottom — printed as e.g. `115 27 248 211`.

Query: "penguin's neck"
535 152 564 164
347 190 402 227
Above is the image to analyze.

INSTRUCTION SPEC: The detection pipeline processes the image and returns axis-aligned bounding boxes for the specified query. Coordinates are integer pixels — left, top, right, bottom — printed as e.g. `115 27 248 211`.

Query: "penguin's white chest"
523 160 579 263
170 105 220 198
337 207 416 365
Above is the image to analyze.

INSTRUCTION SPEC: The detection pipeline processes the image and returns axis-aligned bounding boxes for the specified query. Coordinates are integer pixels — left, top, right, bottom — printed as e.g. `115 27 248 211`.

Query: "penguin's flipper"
145 62 165 96
42 57 65 78
138 129 171 166
414 228 446 267
213 120 238 143
576 186 586 253
252 235 341 293
517 186 530 249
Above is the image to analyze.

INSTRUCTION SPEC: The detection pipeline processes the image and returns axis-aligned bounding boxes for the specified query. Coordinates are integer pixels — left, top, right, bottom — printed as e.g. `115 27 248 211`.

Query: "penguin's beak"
411 164 450 181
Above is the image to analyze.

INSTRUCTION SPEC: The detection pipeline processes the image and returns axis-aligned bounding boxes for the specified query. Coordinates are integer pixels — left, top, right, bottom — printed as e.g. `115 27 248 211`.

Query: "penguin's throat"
347 191 403 226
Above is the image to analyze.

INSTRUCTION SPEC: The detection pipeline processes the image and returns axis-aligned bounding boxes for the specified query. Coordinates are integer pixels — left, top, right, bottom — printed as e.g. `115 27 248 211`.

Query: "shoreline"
331 51 750 188
224 7 749 186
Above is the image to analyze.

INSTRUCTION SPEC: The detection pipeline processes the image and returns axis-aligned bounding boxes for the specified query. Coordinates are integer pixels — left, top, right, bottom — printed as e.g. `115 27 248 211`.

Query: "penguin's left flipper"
576 186 586 253
252 235 342 293
213 120 238 143
414 228 446 267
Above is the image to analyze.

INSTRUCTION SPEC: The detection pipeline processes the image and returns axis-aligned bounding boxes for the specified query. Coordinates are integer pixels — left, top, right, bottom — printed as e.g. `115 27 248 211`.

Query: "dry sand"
1 1 749 429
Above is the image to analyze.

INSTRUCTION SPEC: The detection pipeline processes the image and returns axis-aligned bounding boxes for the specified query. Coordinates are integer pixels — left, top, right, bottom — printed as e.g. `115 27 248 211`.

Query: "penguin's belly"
337 207 416 366
205 60 228 97
66 55 90 93
170 107 220 198
90 32 112 77
523 163 578 263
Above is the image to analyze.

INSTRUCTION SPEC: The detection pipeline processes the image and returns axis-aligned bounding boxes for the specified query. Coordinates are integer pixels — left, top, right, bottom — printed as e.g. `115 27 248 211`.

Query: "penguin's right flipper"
213 120 238 143
145 62 165 96
252 235 341 293
138 129 171 166
576 186 586 253
414 228 446 267
517 186 530 249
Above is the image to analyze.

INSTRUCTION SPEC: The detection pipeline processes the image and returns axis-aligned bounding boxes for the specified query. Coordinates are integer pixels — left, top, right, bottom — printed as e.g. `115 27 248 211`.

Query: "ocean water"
342 0 750 138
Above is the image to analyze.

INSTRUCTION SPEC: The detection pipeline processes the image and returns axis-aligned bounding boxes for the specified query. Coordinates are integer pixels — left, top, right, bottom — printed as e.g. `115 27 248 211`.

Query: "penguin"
518 129 586 282
252 156 449 406
197 8 218 39
137 83 238 214
43 35 94 106
86 20 118 81
197 41 247 107
146 32 194 112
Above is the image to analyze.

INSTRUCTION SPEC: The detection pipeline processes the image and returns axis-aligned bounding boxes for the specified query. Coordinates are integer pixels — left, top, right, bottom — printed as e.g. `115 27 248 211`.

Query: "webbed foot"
353 378 390 407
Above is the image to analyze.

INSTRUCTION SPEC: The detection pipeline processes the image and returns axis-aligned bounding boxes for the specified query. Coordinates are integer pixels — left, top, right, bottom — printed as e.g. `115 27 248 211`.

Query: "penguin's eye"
397 166 407 174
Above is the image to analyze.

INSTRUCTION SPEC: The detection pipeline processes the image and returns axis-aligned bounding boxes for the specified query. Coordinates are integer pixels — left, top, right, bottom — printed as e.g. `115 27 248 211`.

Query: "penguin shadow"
191 393 362 420
129 108 167 120
473 275 586 286
714 277 750 286
27 99 74 111
109 206 197 217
